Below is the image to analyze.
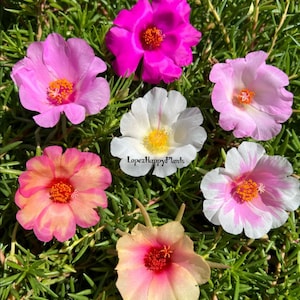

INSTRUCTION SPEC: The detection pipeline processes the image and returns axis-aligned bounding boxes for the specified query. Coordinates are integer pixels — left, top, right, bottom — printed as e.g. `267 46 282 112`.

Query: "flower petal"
34 203 76 242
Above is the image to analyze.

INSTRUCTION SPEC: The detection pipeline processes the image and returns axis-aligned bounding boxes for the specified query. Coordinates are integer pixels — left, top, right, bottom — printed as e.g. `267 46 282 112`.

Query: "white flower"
111 87 207 177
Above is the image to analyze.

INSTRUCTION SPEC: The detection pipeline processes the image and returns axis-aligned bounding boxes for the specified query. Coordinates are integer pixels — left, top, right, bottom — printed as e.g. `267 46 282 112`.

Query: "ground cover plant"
0 0 299 299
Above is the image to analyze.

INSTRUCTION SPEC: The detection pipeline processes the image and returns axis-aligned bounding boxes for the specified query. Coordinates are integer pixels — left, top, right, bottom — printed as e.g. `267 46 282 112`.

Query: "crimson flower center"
49 178 74 203
236 88 255 105
47 78 74 105
144 245 173 273
141 26 164 50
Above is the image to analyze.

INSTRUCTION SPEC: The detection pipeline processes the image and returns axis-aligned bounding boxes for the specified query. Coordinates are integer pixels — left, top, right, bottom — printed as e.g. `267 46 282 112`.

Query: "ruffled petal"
225 142 265 176
76 77 110 115
106 28 143 76
148 264 200 300
116 266 153 300
34 203 76 242
142 51 182 84
66 38 107 81
42 33 75 80
15 189 51 230
63 103 86 125
69 191 104 227
33 106 64 128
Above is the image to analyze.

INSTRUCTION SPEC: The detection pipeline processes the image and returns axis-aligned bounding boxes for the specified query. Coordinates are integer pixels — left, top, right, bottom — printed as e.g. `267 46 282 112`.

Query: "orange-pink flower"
15 146 111 242
115 203 210 300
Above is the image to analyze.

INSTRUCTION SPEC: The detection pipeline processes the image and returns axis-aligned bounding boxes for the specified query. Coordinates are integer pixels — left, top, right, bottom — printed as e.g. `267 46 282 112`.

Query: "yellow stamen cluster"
144 128 169 154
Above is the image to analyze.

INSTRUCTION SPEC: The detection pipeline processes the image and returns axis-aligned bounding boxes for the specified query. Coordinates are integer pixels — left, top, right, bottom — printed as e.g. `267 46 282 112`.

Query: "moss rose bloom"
209 51 293 140
201 142 300 239
110 87 207 177
116 221 210 300
11 33 110 128
105 0 201 84
15 146 112 242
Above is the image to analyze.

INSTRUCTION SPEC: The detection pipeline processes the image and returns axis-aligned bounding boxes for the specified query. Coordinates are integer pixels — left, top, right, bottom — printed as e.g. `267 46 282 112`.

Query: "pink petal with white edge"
148 264 200 300
252 155 300 211
220 196 274 238
16 189 51 229
225 142 265 176
34 203 76 242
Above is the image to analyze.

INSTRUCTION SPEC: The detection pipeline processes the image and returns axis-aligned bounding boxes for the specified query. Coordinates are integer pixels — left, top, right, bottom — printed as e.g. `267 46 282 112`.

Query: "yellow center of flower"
141 26 164 50
144 128 169 154
144 245 173 273
236 88 255 105
236 179 259 202
49 179 74 203
47 78 74 105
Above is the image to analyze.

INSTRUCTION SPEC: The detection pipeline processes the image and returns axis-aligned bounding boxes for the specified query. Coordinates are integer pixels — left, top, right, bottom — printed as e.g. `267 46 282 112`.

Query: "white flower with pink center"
201 141 300 239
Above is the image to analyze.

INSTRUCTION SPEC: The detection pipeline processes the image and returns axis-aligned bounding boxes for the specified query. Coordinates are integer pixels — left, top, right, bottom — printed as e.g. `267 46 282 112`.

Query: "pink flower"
201 141 300 239
11 33 110 128
15 146 112 242
116 202 210 300
209 51 293 140
105 0 201 84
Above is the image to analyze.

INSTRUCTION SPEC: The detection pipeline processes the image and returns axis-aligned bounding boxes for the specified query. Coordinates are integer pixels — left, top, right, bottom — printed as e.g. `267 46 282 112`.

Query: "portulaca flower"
115 200 211 300
209 51 293 140
201 141 300 239
110 87 207 177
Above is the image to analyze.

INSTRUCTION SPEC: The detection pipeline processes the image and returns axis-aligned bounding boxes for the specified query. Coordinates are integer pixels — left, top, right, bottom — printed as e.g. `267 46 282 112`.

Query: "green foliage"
0 0 299 299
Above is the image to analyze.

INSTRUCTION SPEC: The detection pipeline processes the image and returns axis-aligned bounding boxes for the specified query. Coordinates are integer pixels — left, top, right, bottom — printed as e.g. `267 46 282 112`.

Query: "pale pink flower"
105 0 201 84
116 219 210 300
11 33 110 128
15 146 112 242
201 141 300 239
209 51 293 140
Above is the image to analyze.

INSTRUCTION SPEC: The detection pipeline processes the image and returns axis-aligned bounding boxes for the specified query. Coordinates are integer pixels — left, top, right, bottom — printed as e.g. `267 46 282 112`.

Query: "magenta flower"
11 33 110 128
201 142 300 239
116 201 211 300
15 146 112 242
209 51 293 140
105 0 201 84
